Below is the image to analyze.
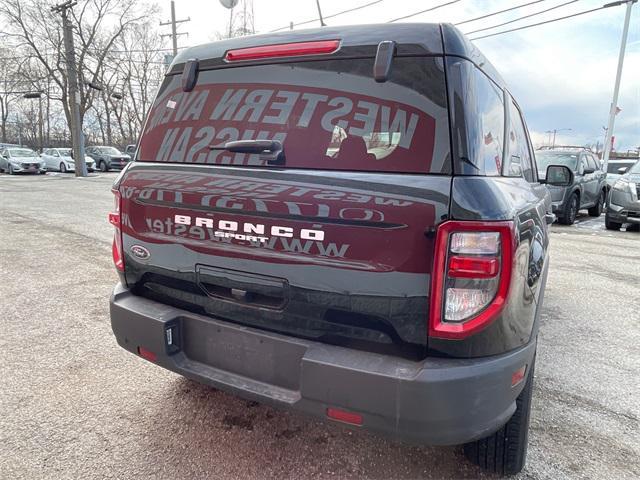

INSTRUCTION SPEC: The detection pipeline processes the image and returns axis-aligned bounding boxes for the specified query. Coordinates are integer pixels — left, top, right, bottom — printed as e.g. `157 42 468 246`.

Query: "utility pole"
160 1 190 57
315 0 326 26
601 0 636 172
52 0 87 177
545 128 572 148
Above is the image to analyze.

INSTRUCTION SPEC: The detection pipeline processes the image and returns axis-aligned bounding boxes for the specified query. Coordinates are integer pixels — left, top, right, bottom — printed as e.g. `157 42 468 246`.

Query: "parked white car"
40 148 95 173
0 147 46 174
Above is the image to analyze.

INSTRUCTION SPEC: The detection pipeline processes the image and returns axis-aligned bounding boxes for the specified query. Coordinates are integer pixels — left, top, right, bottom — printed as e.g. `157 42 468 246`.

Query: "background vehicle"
86 146 131 172
605 158 638 190
606 160 640 231
0 147 46 174
41 148 95 173
109 24 563 476
536 148 607 224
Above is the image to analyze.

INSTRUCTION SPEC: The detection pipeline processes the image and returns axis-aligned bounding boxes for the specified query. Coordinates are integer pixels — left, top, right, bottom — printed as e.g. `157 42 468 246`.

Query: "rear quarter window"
138 56 451 174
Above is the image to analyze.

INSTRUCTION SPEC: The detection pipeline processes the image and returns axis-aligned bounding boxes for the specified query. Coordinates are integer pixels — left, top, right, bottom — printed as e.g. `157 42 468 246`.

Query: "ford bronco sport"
109 24 566 475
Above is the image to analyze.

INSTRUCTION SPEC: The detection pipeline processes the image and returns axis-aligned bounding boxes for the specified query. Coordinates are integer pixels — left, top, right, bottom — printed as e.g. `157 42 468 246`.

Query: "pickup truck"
109 23 567 475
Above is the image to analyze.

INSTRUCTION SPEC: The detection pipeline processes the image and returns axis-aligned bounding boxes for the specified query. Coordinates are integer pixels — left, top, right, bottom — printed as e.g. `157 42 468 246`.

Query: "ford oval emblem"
130 245 150 260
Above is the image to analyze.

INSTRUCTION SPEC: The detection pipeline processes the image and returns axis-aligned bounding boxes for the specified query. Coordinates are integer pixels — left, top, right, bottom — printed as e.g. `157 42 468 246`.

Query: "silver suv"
606 160 640 231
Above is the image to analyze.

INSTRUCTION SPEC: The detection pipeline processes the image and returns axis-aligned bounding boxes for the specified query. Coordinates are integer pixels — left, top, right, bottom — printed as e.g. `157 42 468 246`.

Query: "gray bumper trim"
110 283 536 446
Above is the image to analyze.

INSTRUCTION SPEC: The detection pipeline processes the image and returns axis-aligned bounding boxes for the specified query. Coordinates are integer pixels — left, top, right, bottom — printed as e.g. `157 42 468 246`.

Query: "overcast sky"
159 0 639 150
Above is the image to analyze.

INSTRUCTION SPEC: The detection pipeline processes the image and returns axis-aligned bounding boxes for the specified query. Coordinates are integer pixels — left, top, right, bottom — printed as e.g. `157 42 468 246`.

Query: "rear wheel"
60 162 67 173
588 191 605 217
558 193 578 225
464 356 535 476
605 216 622 231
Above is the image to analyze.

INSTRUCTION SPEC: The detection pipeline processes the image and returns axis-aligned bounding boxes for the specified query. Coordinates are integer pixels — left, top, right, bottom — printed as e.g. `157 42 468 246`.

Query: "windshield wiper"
209 139 285 166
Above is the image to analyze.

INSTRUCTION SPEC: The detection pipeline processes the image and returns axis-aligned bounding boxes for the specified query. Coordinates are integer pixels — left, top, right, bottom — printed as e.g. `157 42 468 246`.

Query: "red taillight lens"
110 188 124 272
225 40 340 62
429 221 514 339
448 256 499 278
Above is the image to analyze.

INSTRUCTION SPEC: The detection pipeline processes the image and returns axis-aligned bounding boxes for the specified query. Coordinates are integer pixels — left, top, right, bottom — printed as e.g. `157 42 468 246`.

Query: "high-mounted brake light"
109 188 124 272
429 221 515 339
225 40 340 62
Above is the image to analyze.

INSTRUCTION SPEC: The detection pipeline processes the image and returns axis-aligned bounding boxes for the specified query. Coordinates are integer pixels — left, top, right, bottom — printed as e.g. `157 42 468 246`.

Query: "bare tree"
0 0 156 144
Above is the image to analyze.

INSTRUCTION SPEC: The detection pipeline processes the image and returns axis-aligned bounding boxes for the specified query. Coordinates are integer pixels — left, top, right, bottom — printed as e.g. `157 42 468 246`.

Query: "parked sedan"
85 146 131 172
41 148 95 173
606 160 640 231
536 149 607 225
0 147 46 174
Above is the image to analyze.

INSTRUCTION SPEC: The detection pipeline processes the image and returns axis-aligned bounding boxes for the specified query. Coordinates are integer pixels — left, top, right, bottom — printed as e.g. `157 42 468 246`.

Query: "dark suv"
108 24 567 476
536 148 607 225
86 146 131 172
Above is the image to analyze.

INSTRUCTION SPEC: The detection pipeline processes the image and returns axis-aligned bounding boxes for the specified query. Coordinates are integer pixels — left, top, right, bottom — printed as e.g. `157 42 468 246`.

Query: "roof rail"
537 145 594 152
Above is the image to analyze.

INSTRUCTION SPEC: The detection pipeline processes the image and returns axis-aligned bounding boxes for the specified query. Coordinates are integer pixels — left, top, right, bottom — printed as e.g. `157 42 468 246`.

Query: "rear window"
138 57 450 174
607 161 635 174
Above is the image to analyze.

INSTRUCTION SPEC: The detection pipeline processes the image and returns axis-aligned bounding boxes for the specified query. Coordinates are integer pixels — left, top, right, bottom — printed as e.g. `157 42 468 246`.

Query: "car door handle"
545 213 556 225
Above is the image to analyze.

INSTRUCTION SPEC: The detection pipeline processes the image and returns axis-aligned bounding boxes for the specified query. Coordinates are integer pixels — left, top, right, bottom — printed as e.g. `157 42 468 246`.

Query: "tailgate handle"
196 265 289 309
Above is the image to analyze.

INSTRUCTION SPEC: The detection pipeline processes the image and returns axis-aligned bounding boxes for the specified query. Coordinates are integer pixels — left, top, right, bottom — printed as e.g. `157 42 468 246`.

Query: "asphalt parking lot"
1 172 638 480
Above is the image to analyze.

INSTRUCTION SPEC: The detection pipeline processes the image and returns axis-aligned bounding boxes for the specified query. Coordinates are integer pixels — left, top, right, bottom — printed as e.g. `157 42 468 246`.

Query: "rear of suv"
109 24 557 476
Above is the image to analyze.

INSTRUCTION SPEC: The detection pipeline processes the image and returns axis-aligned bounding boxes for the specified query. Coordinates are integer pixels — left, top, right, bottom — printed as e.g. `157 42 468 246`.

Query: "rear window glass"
138 57 450 174
607 161 635 174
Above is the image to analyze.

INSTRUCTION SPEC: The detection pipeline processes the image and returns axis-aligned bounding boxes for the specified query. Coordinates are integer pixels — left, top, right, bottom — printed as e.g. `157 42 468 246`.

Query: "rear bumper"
110 283 536 446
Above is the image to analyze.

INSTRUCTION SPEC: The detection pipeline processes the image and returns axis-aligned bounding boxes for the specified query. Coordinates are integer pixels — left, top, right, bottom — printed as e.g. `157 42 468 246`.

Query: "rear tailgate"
117 44 451 358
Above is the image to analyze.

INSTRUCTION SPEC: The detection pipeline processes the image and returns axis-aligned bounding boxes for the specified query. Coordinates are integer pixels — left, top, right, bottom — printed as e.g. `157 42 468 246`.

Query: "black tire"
99 160 108 172
605 216 622 231
588 190 605 217
558 193 578 225
464 357 535 476
60 162 67 173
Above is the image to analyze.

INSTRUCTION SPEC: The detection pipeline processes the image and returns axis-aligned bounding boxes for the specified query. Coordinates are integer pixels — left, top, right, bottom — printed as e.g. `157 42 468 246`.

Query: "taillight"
224 40 340 62
429 221 514 339
109 188 124 272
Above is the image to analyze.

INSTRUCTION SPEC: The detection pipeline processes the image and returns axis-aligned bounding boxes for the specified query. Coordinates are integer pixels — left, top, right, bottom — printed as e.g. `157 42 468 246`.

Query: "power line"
464 0 581 35
470 4 615 40
269 0 386 32
455 0 547 26
387 0 462 23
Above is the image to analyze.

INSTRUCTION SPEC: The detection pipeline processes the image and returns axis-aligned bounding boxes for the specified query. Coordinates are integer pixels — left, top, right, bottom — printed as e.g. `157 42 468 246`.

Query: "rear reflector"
326 407 363 426
511 365 527 387
225 40 340 62
137 346 157 362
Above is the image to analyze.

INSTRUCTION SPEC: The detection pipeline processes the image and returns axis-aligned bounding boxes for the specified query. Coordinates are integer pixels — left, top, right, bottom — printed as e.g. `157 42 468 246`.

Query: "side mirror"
544 165 573 187
583 167 595 174
617 167 628 174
